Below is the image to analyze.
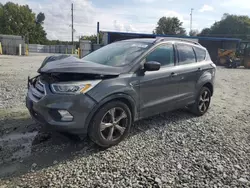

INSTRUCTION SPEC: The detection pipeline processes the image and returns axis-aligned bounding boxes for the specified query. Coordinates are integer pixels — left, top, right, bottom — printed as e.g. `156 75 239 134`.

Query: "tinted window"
82 41 152 67
176 44 196 65
194 47 206 62
146 44 174 66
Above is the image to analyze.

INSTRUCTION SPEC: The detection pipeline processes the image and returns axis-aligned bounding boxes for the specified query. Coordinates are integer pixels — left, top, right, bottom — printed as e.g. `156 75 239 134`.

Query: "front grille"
30 80 46 102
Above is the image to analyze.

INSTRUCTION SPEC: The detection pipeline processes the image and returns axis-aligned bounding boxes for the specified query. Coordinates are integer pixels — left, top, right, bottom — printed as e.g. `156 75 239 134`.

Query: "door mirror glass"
144 61 161 71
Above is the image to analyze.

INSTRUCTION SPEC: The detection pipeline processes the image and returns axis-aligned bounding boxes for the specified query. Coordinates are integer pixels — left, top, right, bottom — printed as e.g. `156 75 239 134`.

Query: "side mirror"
144 61 161 71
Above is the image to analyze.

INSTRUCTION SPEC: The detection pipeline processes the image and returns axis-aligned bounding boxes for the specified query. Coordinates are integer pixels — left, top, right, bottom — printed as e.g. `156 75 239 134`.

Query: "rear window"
194 47 206 62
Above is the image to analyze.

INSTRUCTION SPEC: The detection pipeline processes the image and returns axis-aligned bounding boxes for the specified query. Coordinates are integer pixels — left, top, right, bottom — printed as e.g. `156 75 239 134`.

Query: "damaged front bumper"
26 76 97 134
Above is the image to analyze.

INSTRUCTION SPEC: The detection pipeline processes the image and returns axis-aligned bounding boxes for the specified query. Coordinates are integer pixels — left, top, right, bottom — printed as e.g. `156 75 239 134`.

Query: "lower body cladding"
26 91 97 134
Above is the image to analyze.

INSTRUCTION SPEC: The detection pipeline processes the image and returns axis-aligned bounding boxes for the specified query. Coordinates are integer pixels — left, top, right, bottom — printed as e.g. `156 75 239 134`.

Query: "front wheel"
190 87 211 116
88 101 132 148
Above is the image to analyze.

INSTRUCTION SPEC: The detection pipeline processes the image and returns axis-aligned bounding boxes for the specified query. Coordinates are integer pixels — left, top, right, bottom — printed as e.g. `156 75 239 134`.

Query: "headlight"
51 80 101 94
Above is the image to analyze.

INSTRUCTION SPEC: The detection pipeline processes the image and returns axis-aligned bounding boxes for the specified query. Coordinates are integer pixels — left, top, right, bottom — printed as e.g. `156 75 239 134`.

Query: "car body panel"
26 87 97 134
38 55 128 75
175 63 206 105
135 66 181 118
87 73 140 119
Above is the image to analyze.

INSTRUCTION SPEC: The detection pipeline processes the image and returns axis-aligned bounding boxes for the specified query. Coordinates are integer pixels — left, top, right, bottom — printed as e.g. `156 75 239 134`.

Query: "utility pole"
97 22 100 44
190 8 193 33
71 3 74 46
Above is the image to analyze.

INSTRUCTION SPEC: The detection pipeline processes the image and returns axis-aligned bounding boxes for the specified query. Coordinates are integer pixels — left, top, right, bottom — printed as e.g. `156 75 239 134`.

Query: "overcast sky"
0 0 249 40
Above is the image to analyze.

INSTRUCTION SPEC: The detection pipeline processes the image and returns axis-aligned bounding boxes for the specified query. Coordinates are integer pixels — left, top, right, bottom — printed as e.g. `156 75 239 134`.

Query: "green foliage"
36 12 45 24
0 3 3 31
153 17 186 36
199 13 250 39
189 29 199 36
0 2 47 44
199 28 211 36
80 32 104 44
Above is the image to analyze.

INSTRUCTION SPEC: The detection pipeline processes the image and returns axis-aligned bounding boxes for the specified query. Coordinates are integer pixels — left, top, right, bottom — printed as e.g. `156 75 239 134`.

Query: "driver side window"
145 44 174 66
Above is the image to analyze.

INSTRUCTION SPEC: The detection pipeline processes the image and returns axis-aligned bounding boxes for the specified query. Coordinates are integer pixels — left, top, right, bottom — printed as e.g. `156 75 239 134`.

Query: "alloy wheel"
198 90 211 113
100 107 128 141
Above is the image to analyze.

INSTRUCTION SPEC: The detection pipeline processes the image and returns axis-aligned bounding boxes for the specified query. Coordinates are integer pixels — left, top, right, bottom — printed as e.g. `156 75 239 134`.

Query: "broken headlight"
51 80 102 94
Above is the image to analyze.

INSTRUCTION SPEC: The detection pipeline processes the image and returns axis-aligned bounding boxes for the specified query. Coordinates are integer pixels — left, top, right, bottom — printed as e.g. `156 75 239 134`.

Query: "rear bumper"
26 90 97 134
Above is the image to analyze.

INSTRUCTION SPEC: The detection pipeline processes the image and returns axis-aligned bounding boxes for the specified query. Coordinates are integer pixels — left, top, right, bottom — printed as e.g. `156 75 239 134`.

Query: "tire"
88 101 132 148
190 86 211 116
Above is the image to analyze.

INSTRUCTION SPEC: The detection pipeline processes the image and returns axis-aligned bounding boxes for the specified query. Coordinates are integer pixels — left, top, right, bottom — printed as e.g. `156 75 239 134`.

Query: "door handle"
197 68 203 71
171 72 178 77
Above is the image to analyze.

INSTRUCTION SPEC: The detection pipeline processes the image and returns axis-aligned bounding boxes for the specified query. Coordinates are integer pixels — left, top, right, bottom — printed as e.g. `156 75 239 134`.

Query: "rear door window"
194 47 206 62
176 43 196 65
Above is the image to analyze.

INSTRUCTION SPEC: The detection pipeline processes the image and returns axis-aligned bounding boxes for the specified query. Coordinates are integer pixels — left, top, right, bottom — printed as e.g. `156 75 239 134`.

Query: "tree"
0 2 47 44
153 17 186 35
199 28 211 36
199 14 250 39
189 29 199 36
80 32 104 44
0 3 3 31
36 12 45 24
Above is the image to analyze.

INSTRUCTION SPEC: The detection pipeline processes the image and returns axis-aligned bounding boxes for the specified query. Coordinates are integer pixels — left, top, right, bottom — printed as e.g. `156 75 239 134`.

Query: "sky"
0 0 249 41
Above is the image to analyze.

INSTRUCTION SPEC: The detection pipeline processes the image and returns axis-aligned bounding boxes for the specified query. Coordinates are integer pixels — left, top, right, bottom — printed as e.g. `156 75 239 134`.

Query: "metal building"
0 35 25 55
101 31 241 63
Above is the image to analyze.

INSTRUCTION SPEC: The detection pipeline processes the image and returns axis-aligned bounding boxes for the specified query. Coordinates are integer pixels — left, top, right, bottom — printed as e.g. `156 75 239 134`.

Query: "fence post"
78 48 81 58
0 42 2 55
19 44 22 56
25 44 29 56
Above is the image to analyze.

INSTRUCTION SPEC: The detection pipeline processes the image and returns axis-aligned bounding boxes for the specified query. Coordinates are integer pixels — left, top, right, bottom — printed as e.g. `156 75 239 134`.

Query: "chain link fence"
28 44 76 54
0 35 25 55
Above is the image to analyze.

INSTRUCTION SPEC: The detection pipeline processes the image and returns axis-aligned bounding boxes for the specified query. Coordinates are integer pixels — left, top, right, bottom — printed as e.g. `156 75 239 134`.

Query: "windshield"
82 41 152 67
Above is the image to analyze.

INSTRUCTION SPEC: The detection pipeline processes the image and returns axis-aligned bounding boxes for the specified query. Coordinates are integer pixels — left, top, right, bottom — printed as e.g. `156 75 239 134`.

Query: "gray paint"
38 55 126 75
26 38 216 134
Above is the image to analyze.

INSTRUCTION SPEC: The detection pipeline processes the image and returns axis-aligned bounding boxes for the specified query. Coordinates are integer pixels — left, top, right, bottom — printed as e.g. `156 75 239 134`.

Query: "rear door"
175 43 200 105
193 46 207 78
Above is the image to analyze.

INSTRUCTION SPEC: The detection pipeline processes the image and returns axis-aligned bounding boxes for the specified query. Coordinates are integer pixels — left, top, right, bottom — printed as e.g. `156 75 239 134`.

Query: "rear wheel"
190 87 211 116
88 101 132 148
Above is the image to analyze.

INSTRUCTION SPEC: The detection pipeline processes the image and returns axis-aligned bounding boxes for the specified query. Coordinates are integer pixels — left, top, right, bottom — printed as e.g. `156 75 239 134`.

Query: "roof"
102 31 241 42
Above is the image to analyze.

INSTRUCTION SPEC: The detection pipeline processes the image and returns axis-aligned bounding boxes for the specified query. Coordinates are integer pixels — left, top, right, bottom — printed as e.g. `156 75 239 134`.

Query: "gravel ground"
0 55 250 187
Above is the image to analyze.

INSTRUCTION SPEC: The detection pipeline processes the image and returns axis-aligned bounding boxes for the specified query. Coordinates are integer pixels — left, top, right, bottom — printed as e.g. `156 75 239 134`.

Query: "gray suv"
26 38 216 147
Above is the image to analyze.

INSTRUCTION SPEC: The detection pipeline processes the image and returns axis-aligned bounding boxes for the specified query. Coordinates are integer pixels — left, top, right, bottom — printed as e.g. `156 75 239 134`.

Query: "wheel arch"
202 82 214 96
196 70 214 97
84 93 137 133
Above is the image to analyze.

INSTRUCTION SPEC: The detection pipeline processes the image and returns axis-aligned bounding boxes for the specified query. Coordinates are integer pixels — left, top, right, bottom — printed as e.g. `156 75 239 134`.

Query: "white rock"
31 163 37 168
177 163 182 169
238 178 248 183
155 177 162 184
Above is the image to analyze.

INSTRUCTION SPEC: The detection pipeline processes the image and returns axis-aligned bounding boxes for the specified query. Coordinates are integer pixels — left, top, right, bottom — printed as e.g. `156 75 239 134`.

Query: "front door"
137 43 180 118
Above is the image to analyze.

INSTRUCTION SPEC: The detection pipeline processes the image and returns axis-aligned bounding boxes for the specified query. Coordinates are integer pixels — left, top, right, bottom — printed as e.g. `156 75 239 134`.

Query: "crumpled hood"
38 55 124 75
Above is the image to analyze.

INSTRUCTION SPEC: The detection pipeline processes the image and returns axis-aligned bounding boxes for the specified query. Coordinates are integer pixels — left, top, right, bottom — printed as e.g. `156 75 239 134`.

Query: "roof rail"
153 37 165 44
155 37 201 46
